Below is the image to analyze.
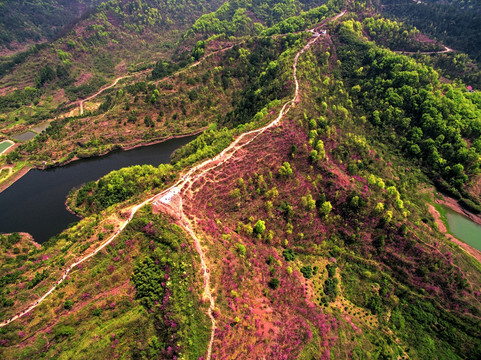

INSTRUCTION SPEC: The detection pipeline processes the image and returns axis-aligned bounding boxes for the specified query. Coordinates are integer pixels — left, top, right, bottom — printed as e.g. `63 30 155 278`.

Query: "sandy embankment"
427 204 481 264
0 165 31 194
436 195 481 227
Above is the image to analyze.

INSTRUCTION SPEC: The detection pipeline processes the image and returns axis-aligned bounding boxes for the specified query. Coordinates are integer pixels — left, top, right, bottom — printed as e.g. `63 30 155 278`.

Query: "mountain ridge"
0 1 481 359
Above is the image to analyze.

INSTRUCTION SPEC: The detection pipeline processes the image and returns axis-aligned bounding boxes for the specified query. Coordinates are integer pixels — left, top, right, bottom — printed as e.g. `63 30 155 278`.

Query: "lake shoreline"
0 165 31 194
65 197 82 219
435 194 481 227
0 133 197 244
38 129 205 170
0 129 203 195
428 199 481 264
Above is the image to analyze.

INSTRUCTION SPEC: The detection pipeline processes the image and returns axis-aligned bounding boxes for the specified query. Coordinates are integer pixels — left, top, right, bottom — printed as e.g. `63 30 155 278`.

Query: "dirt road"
394 45 453 55
78 69 151 115
1 9 347 359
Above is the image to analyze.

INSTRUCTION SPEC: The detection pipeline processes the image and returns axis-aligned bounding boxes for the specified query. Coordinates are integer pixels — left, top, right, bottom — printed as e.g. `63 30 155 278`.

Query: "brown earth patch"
115 61 127 74
447 234 481 264
74 72 93 87
428 204 447 233
436 195 481 227
0 86 14 97
0 40 45 57
2 124 27 135
52 88 68 103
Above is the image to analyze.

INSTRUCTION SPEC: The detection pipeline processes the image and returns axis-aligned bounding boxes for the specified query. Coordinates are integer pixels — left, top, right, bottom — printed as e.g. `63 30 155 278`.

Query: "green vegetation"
0 1 104 51
363 16 444 52
0 0 226 138
337 19 481 204
68 164 175 216
282 248 296 261
185 0 334 41
0 210 210 359
1 1 481 359
380 0 481 62
129 213 210 358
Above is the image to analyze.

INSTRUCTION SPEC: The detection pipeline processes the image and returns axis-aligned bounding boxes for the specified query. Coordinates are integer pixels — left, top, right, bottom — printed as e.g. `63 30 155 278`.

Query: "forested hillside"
0 0 226 149
336 19 481 208
380 0 481 62
1 0 481 359
0 0 107 53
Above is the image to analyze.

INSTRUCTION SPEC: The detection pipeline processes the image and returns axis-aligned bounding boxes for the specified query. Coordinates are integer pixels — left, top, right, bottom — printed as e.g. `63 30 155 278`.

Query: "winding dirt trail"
78 69 151 115
1 10 346 359
394 44 453 55
0 196 154 327
77 45 236 115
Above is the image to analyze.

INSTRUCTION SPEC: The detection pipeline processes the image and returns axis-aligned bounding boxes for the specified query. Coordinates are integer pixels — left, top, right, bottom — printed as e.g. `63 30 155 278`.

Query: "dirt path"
0 10 346 359
394 45 453 55
78 45 236 115
0 197 153 328
78 69 151 115
148 11 346 358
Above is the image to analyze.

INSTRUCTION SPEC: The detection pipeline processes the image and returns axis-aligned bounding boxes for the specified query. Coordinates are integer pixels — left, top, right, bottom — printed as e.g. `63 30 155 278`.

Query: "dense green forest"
1 0 481 359
380 0 481 63
183 0 345 44
336 19 481 207
362 16 444 52
68 164 175 216
0 0 106 50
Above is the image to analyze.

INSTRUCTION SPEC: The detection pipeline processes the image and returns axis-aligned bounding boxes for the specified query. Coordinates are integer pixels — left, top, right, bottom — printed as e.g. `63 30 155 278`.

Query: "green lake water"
444 207 481 252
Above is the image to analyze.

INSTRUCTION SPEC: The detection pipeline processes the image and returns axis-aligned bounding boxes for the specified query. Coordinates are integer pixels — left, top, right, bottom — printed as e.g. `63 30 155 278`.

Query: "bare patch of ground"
0 86 15 97
115 61 127 73
52 88 68 104
74 72 93 87
2 124 27 136
0 41 45 57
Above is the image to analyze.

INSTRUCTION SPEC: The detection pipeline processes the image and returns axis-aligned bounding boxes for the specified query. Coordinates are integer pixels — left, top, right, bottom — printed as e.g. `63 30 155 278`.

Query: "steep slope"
0 0 225 132
1 1 481 359
0 0 107 54
176 27 481 358
0 0 346 180
335 17 481 208
379 0 481 63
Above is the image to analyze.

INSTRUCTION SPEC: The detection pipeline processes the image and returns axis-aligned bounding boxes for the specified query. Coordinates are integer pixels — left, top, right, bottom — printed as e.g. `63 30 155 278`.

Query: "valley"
0 0 481 359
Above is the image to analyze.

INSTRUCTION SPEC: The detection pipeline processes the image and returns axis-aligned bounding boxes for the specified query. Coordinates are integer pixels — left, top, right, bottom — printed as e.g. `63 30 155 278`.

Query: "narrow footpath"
1 9 347 360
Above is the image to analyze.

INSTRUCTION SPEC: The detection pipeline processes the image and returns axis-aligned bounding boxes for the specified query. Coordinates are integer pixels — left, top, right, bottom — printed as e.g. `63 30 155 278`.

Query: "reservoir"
0 136 195 244
444 206 481 252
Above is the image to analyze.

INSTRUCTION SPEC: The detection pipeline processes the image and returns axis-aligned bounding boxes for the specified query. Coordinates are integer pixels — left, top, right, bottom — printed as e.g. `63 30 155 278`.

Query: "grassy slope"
174 25 481 359
0 209 211 359
0 0 225 131
1 1 481 359
18 46 238 166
